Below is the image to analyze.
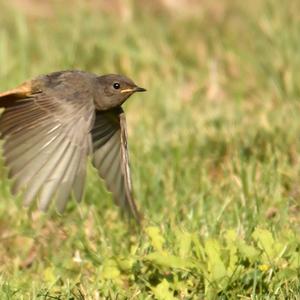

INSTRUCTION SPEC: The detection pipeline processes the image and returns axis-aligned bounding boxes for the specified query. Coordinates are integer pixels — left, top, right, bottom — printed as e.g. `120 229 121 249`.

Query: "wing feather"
0 76 95 212
91 109 141 222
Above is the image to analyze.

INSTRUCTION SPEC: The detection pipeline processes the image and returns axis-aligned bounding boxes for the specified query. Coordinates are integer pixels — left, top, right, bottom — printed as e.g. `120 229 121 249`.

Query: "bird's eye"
113 82 120 89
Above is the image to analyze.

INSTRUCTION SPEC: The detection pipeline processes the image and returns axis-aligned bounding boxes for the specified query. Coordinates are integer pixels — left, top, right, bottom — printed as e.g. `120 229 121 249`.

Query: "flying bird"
0 70 146 222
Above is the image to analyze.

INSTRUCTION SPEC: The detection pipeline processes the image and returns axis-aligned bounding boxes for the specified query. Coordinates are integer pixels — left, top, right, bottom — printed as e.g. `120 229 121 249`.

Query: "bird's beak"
120 86 147 94
134 86 146 92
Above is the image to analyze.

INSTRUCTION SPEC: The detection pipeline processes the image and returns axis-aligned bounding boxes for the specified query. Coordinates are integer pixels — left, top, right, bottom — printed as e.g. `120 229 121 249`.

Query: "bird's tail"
0 81 33 108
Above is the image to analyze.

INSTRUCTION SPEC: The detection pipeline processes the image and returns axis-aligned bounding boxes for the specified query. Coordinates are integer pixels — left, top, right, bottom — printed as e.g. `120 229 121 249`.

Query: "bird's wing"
91 107 141 222
0 82 95 212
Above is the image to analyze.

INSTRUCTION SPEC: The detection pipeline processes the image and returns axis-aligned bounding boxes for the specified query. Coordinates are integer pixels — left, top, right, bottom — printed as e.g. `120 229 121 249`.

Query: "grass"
0 0 300 298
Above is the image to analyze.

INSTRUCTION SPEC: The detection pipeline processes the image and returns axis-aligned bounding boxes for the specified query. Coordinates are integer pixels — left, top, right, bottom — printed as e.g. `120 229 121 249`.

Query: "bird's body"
0 70 146 222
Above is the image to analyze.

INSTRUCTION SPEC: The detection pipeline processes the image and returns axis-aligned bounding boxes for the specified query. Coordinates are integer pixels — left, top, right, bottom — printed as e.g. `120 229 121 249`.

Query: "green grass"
0 0 300 298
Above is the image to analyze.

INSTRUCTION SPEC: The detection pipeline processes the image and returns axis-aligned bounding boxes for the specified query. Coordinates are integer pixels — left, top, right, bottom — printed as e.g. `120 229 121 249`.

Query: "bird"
0 70 146 222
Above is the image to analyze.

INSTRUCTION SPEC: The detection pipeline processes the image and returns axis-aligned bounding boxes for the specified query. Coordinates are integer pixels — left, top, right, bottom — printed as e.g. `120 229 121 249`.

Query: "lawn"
0 0 299 298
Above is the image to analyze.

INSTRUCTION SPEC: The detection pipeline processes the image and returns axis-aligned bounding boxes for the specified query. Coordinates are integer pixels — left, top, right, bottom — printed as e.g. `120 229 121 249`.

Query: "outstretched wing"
0 78 95 212
91 107 141 222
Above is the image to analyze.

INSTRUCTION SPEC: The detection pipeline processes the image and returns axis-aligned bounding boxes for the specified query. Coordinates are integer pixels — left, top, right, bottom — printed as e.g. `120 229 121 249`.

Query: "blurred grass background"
0 0 300 298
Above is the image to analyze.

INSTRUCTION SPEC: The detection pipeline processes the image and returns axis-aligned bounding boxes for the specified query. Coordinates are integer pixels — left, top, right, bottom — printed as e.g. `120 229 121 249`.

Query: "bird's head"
95 74 146 110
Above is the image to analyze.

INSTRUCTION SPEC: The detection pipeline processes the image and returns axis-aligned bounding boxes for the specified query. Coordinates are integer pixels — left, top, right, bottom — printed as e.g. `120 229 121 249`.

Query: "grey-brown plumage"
0 70 146 222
